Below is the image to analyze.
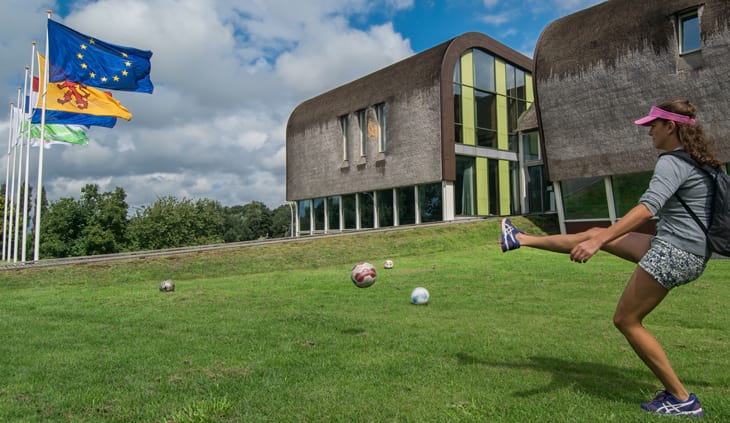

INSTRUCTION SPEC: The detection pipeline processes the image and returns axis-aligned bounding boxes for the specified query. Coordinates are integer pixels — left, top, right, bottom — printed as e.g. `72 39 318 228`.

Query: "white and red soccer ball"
383 259 394 269
350 262 377 288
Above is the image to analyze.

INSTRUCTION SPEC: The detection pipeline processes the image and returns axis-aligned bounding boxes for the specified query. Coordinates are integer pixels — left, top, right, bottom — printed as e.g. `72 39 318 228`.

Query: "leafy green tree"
242 201 272 240
222 205 251 242
271 204 294 238
128 196 224 250
77 184 129 255
39 197 86 258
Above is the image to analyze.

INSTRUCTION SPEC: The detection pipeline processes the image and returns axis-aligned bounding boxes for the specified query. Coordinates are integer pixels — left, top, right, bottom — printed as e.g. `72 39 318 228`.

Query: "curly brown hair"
657 99 721 167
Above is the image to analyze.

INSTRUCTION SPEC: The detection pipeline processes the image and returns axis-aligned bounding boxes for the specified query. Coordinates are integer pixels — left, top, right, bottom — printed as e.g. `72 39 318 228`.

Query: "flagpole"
13 70 31 263
7 87 22 262
21 43 37 263
2 102 13 261
33 10 51 262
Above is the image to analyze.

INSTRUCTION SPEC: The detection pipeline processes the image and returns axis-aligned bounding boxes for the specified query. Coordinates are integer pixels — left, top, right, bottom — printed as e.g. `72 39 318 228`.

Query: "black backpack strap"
659 150 717 235
674 192 708 234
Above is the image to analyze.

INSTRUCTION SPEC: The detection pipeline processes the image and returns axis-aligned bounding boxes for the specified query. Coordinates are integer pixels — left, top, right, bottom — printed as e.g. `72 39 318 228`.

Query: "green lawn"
1 218 728 422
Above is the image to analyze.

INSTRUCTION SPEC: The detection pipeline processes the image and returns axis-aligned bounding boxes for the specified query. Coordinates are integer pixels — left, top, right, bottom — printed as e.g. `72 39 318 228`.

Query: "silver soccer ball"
159 279 175 292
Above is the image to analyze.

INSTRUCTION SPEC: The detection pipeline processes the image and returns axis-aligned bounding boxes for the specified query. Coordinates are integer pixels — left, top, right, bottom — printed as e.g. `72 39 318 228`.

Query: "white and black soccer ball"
383 259 394 269
350 262 377 288
159 279 175 292
410 287 429 305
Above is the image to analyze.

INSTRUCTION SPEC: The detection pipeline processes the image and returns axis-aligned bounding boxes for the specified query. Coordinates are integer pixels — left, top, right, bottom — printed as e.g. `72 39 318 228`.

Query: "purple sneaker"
500 218 522 252
640 390 704 417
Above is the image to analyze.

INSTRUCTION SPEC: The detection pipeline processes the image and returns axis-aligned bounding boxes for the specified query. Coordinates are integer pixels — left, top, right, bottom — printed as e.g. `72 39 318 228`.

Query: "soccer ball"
383 259 394 269
350 262 377 288
159 279 175 292
411 287 429 305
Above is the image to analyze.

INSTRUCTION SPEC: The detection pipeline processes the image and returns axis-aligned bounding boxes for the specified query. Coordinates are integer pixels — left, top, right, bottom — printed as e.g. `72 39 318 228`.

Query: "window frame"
339 114 349 161
375 103 387 153
678 9 701 55
357 109 367 157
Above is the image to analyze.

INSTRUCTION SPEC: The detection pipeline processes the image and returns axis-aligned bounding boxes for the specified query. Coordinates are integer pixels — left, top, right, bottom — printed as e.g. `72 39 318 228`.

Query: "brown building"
286 32 546 235
534 0 730 233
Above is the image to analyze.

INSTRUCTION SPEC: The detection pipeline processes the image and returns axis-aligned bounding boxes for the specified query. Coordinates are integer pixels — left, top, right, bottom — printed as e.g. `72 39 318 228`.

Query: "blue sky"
0 0 604 210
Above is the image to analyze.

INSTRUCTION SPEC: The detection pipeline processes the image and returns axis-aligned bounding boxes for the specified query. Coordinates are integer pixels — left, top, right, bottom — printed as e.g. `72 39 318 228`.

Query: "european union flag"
47 19 153 93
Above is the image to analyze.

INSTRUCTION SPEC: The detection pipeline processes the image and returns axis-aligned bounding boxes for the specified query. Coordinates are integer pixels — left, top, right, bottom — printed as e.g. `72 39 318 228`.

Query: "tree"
37 184 129 258
241 201 272 240
128 196 224 250
271 204 293 238
222 205 251 242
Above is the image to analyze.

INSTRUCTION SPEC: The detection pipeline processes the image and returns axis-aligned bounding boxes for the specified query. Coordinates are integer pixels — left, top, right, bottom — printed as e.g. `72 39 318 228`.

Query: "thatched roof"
534 0 730 181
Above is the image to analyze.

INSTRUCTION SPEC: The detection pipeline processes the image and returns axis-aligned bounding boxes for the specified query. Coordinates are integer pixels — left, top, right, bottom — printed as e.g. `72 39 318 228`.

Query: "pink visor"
634 106 696 126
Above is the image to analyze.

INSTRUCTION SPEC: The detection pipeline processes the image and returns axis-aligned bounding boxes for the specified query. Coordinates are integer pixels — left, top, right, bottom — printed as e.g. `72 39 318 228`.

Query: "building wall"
535 0 730 182
286 84 443 201
533 0 730 232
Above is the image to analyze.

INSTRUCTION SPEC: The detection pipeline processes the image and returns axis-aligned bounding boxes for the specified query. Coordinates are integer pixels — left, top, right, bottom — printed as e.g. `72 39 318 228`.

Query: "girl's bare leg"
516 229 652 263
613 267 689 400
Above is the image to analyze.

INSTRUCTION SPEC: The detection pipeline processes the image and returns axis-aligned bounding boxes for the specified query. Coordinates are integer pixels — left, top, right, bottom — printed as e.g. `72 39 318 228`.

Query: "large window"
561 177 609 219
455 156 475 216
679 10 701 54
342 194 356 229
611 171 653 218
359 192 374 228
397 187 416 225
327 196 340 230
377 189 394 227
473 49 495 92
475 89 497 148
313 198 325 231
454 83 463 144
419 183 442 223
298 200 311 233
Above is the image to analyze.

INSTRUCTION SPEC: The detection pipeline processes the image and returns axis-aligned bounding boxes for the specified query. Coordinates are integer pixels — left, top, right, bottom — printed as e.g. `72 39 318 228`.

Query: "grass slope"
1 218 728 422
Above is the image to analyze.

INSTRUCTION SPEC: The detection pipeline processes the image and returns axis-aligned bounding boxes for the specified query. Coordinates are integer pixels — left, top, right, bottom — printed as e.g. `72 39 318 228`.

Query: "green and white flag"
27 123 90 148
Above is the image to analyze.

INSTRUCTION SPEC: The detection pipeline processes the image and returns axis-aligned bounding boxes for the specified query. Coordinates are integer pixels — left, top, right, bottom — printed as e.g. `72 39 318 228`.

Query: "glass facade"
313 197 325 231
452 48 532 217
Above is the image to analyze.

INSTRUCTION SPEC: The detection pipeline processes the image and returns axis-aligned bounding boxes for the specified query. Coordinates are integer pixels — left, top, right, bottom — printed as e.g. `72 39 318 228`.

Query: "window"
397 186 416 225
313 198 325 231
377 189 393 227
342 194 356 229
419 183 442 223
611 171 653 218
298 200 311 233
679 10 701 54
375 103 387 153
339 115 349 161
522 132 540 161
357 109 367 157
455 156 475 216
474 89 497 148
561 177 609 219
358 192 374 228
472 49 495 92
327 196 340 230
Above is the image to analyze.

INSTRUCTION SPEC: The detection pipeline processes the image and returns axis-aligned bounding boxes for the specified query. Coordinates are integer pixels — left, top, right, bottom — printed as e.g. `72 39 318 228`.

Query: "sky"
0 0 604 211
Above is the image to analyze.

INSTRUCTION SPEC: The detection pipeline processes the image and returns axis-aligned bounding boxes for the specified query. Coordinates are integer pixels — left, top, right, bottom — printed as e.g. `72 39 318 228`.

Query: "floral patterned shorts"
639 238 707 289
